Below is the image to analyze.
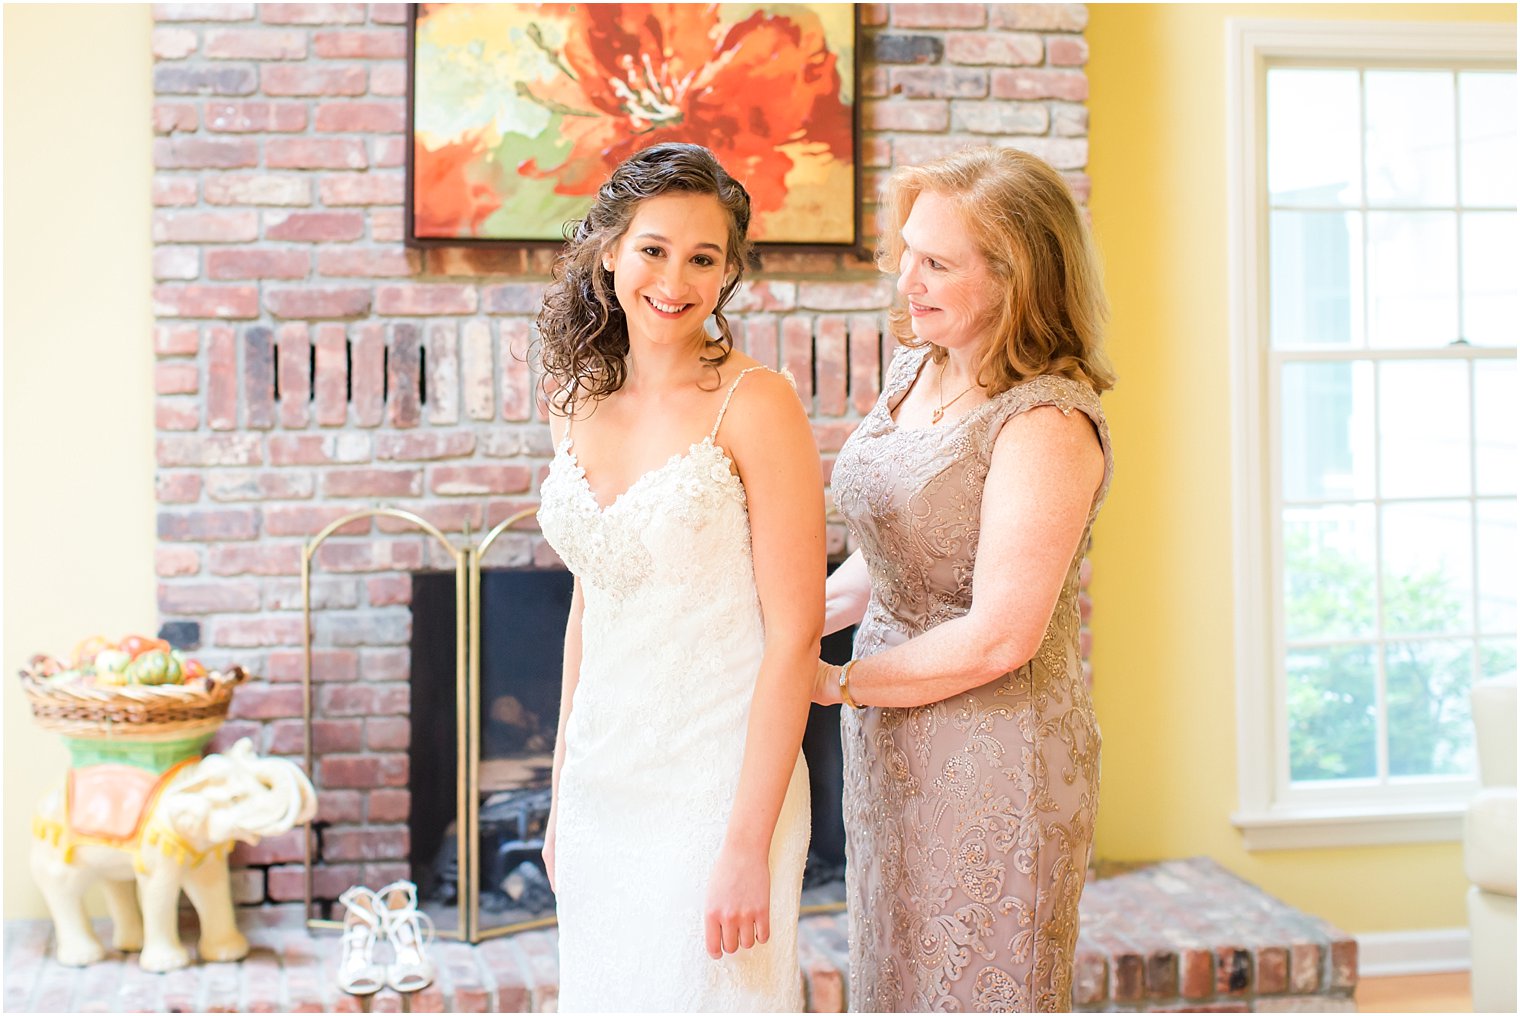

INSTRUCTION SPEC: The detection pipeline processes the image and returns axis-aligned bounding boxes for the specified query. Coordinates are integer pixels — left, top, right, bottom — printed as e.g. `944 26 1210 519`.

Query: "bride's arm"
543 578 582 891
704 370 825 960
824 548 870 635
543 413 580 892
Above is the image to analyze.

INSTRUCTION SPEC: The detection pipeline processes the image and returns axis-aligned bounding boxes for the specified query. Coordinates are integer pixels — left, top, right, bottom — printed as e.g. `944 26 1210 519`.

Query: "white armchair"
1466 671 1516 1013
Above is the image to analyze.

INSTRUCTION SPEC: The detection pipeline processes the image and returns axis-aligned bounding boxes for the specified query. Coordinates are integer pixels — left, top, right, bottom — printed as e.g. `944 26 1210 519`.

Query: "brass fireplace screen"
300 505 542 943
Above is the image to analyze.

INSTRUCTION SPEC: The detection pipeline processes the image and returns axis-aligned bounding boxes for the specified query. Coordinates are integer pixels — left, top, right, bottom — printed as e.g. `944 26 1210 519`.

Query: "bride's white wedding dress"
537 366 810 1012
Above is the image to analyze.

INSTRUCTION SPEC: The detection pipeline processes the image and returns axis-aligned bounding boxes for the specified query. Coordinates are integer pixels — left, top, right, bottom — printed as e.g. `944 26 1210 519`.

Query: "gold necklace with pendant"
932 359 976 424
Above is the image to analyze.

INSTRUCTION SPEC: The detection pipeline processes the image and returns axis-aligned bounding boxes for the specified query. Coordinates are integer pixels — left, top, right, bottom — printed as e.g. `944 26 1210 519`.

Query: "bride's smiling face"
602 192 733 348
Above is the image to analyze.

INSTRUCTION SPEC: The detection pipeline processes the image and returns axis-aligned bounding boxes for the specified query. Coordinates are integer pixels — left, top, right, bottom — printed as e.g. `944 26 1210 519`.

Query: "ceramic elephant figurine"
31 738 317 972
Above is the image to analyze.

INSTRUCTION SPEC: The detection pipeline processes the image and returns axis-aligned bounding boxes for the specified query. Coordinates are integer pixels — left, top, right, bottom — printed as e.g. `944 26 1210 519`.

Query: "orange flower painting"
410 4 858 245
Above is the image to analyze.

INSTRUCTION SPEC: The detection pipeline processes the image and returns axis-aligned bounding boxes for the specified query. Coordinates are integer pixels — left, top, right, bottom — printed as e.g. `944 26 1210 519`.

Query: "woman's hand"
542 810 557 892
813 659 842 706
703 841 771 959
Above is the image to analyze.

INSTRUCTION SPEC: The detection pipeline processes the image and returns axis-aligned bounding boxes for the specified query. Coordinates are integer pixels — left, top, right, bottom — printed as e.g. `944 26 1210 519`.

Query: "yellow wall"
3 5 156 919
1087 3 1515 934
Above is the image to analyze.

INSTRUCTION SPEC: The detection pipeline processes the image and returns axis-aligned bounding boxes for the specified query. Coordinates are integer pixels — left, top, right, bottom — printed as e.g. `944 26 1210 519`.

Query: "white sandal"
377 880 436 993
336 886 386 996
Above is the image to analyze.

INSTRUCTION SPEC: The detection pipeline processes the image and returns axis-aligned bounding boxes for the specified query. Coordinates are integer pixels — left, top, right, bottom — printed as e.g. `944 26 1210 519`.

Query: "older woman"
817 147 1116 1013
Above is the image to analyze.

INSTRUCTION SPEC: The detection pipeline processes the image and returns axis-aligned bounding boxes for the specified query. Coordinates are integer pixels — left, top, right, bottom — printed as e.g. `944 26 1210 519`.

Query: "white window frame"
1226 18 1517 850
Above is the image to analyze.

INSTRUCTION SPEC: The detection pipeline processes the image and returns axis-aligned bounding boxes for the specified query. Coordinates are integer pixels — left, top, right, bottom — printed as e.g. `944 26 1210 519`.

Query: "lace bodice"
541 436 750 599
833 345 1114 648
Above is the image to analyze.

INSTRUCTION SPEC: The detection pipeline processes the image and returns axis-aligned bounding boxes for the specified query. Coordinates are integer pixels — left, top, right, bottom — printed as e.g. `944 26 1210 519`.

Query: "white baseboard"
1358 928 1471 977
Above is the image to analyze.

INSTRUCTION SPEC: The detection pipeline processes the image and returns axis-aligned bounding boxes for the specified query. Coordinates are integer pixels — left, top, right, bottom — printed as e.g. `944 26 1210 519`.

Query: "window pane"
1284 505 1377 641
1271 212 1362 348
1481 637 1517 679
1288 644 1377 782
1460 71 1518 207
1382 501 1474 636
1462 211 1518 347
1269 68 1362 206
1367 212 1459 348
1386 638 1474 778
1478 500 1517 633
1379 361 1471 499
1476 360 1517 496
1281 361 1374 499
1366 70 1456 207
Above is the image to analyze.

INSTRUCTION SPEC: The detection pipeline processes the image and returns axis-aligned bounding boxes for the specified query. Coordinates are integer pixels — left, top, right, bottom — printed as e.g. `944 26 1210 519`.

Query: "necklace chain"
932 359 976 424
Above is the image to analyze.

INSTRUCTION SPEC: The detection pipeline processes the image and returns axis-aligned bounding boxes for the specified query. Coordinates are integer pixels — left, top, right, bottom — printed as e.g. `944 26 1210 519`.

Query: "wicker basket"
20 665 247 743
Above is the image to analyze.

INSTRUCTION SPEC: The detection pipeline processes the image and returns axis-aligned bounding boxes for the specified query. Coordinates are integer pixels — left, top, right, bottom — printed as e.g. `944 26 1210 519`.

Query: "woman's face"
603 192 733 348
896 189 999 352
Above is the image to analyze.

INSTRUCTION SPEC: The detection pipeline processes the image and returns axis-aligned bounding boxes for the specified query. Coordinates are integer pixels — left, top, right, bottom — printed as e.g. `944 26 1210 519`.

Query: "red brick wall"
150 2 1093 905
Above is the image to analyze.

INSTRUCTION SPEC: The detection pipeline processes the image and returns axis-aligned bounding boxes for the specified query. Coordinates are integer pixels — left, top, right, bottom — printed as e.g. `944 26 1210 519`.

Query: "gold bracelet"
838 659 863 710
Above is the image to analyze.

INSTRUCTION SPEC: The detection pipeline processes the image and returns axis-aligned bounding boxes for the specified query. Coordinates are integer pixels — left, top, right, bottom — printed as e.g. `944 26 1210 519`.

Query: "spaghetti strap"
709 366 767 441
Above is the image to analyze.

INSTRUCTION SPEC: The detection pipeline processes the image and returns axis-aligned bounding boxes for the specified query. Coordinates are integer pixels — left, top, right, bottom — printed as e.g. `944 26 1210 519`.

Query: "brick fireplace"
149 2 1098 913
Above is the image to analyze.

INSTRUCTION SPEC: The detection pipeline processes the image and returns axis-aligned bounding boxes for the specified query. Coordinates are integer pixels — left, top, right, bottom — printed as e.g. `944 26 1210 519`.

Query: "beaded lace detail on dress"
831 345 1113 1013
537 365 810 1012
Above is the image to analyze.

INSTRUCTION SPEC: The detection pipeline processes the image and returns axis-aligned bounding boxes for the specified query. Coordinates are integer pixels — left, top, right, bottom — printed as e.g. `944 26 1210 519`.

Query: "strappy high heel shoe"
336 886 386 996
377 880 436 993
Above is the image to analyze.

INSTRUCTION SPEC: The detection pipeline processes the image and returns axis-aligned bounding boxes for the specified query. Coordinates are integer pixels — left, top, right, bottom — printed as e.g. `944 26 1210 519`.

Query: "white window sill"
1231 802 1465 850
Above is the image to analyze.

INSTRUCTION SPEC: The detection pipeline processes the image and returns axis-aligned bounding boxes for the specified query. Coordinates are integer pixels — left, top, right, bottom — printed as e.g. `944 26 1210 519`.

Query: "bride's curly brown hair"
537 143 755 415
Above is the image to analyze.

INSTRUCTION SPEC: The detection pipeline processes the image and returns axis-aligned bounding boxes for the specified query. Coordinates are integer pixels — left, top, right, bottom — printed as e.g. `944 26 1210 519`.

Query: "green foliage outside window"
1283 527 1502 783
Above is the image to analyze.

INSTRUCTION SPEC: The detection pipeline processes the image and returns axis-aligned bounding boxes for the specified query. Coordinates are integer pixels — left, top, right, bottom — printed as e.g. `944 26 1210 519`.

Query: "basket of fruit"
20 634 246 743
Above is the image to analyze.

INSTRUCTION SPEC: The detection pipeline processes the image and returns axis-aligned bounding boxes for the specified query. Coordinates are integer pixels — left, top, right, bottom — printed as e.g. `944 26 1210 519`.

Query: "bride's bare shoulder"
717 361 809 450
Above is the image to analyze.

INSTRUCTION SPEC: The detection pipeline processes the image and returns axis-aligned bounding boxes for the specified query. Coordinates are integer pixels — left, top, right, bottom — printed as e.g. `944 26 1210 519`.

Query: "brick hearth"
3 859 1356 1013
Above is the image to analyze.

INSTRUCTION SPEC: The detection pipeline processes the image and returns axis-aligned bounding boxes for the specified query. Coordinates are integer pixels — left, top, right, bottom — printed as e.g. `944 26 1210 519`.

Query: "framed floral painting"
407 3 860 249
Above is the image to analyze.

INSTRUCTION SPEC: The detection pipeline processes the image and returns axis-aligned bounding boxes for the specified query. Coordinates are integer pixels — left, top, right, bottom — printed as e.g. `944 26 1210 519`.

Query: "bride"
535 143 823 1011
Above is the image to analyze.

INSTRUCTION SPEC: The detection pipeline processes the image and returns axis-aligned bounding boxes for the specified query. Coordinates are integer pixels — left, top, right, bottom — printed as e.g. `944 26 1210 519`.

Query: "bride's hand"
704 841 770 959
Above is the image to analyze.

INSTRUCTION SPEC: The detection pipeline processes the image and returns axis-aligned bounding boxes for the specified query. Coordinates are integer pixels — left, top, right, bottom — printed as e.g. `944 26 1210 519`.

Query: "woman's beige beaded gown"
831 345 1114 1013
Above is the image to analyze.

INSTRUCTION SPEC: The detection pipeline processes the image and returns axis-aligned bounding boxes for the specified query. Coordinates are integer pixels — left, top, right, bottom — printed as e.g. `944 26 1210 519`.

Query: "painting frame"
404 2 864 254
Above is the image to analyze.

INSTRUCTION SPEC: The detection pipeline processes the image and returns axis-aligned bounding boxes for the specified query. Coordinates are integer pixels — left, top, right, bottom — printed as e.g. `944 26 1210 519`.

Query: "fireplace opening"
408 566 853 933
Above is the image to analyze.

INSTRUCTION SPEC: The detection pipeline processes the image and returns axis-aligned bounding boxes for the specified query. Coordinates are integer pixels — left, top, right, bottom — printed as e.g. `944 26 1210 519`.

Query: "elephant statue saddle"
32 737 227 872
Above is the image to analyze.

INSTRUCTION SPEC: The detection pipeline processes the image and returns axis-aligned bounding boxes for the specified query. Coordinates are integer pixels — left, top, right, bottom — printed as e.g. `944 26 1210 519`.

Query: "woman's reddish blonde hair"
878 146 1115 394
